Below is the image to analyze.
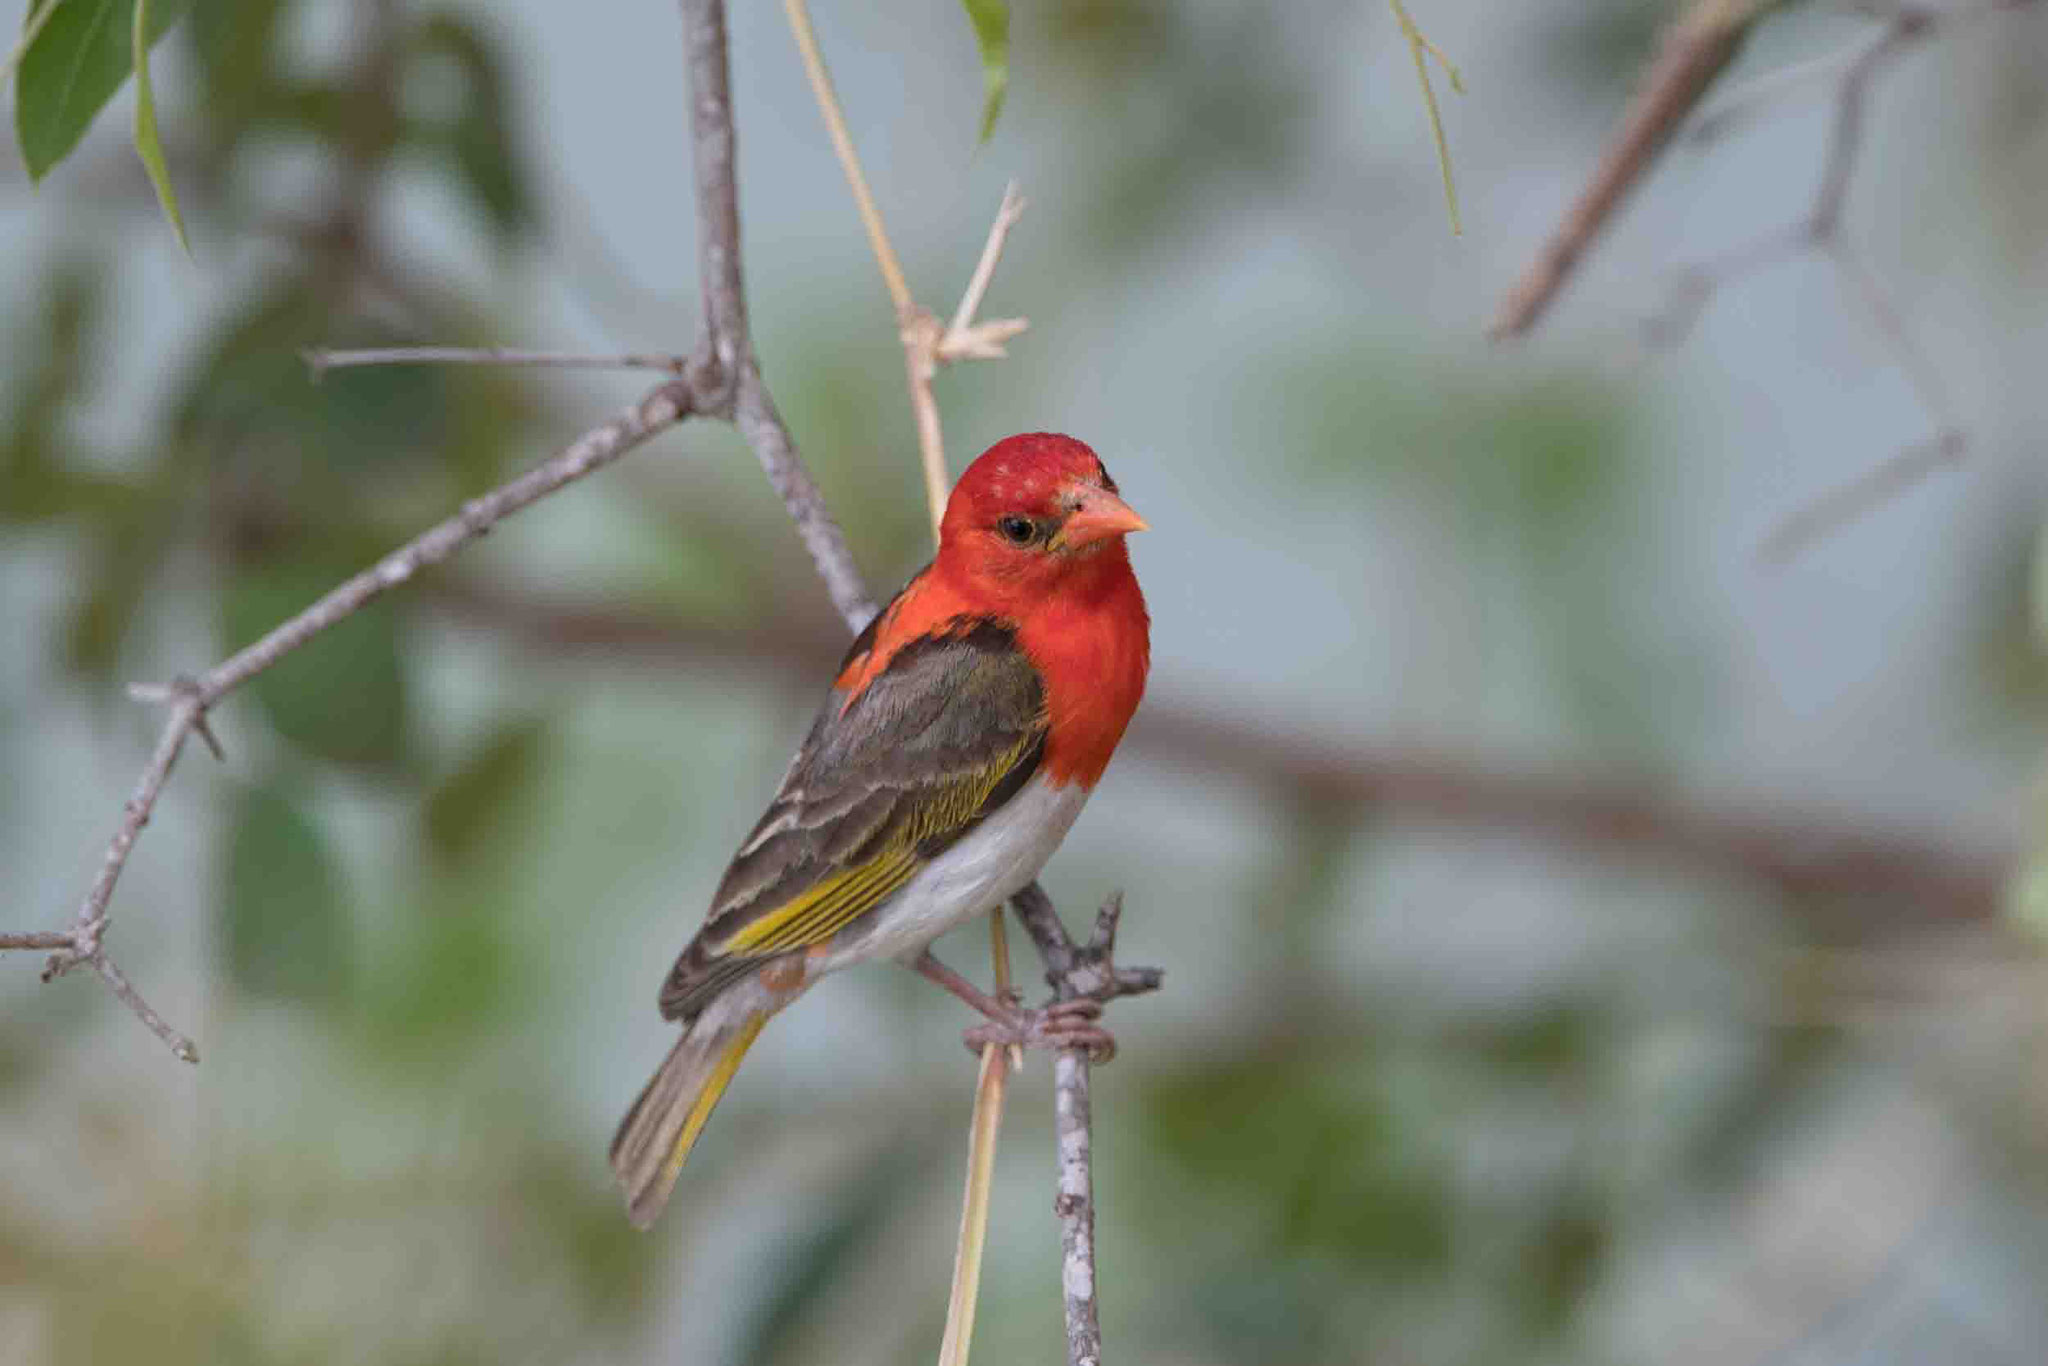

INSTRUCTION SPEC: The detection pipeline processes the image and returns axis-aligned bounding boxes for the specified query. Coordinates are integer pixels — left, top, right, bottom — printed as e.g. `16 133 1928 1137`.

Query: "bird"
611 432 1151 1228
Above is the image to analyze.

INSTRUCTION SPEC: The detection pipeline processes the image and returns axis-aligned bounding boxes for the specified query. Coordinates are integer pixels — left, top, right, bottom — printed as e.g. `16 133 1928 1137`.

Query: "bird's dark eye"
997 515 1037 545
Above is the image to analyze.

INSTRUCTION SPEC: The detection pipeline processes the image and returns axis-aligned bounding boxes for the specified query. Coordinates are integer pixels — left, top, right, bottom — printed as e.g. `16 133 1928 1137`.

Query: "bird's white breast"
814 775 1092 971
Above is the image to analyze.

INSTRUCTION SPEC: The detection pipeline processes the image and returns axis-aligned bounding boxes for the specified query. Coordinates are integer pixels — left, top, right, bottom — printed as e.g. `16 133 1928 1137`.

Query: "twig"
687 0 879 632
1758 428 1965 563
937 1043 1010 1366
7 375 706 1052
1634 3 2028 558
12 0 899 1057
1501 0 2033 555
1488 0 1767 340
0 932 75 950
1009 885 1163 1366
1683 39 1880 147
783 0 1027 542
779 0 912 318
87 953 198 1062
1388 0 1467 237
301 347 687 379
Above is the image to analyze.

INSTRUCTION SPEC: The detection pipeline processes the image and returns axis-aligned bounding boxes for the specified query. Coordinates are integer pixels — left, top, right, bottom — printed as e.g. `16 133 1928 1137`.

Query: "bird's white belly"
815 776 1091 970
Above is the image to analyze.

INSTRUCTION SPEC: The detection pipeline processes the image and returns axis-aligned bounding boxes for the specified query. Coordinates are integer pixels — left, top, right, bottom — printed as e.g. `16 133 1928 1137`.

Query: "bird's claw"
963 997 1117 1064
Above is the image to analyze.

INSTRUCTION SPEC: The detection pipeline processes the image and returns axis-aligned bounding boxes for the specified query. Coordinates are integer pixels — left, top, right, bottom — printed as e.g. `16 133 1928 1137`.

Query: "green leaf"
223 778 349 1004
960 0 1008 142
14 0 193 182
222 557 411 769
1 0 66 92
424 717 550 864
130 0 188 251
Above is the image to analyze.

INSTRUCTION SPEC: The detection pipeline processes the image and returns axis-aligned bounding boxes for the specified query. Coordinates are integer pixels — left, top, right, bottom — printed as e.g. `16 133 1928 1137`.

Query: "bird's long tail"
610 1005 769 1228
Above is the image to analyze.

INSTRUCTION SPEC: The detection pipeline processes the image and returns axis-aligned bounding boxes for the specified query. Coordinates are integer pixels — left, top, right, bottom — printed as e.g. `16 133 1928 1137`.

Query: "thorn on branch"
129 675 224 761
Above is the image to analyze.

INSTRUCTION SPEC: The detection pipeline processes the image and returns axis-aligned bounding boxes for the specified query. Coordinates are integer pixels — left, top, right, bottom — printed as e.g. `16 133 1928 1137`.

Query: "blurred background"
5 0 2048 1361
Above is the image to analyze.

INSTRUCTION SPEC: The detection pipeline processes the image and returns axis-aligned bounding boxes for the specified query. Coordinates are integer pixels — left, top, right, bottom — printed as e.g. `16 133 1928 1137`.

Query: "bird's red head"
936 433 1147 606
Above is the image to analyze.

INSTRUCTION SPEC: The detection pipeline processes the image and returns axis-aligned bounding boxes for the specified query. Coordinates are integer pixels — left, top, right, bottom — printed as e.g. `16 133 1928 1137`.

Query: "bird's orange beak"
1061 486 1149 547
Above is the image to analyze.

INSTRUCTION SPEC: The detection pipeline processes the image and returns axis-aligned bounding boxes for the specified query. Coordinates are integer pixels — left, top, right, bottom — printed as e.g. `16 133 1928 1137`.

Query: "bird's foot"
962 997 1118 1064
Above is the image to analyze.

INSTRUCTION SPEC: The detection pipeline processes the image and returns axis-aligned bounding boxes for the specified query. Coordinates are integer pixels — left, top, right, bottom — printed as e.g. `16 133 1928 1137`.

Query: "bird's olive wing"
657 619 1045 1021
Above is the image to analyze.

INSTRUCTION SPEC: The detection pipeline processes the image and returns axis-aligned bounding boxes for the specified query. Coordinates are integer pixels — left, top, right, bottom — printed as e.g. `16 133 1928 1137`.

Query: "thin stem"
937 1045 1010 1366
1489 0 1767 339
945 183 1027 345
0 931 74 951
780 0 913 318
302 347 687 379
90 953 198 1062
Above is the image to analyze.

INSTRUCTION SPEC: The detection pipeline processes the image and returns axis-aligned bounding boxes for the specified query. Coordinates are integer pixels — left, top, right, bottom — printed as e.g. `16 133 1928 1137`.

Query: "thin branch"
945 184 1028 348
1758 428 1965 564
685 0 879 632
1488 0 1766 340
0 932 75 951
730 379 881 630
301 347 687 379
937 1043 1010 1366
87 953 198 1062
9 377 705 1052
780 0 914 318
1683 39 1880 148
782 0 1028 540
419 579 2015 939
1009 885 1163 1366
1626 2 2029 558
896 187 1032 539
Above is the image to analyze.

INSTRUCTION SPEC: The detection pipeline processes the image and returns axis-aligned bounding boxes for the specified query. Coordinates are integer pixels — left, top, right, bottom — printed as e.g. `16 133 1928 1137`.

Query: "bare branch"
944 183 1029 352
301 347 687 379
685 0 878 632
1628 2 2035 557
1009 884 1162 1366
1495 0 2032 343
1488 0 1767 340
781 0 1028 539
1758 429 1966 564
730 379 881 630
87 953 198 1063
0 932 75 951
64 686 211 953
10 377 704 1051
1684 40 1880 148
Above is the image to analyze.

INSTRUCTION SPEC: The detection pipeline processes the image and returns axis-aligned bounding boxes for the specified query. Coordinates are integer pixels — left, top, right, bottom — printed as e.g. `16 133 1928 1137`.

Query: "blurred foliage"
1042 0 1324 256
220 558 412 769
1266 344 1701 752
224 776 350 1002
